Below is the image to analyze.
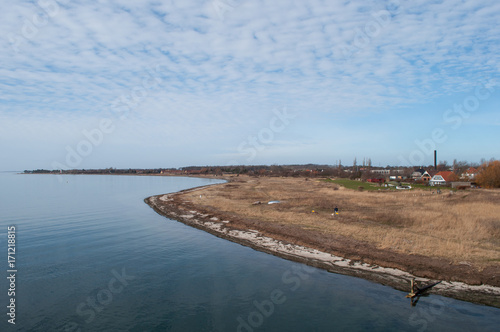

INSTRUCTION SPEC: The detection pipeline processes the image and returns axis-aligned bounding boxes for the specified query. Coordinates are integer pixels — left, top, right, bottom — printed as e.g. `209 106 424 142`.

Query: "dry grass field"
180 176 500 269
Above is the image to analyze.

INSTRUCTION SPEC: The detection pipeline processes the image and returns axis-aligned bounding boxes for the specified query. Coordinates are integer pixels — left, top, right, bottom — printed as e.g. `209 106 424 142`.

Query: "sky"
1 0 499 171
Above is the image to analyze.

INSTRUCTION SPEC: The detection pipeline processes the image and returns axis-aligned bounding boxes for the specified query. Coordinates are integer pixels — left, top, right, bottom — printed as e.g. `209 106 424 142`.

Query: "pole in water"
406 278 418 298
406 278 442 305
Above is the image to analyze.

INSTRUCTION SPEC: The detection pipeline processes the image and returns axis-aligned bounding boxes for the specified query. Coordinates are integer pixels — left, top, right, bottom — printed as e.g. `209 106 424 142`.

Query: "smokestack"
434 150 437 170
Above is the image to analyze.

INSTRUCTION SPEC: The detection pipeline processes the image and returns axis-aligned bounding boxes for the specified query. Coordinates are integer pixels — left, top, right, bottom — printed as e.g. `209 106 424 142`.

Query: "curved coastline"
145 179 500 308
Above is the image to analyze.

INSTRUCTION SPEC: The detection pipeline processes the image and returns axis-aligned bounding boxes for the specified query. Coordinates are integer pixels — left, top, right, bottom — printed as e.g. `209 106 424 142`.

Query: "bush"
476 160 500 188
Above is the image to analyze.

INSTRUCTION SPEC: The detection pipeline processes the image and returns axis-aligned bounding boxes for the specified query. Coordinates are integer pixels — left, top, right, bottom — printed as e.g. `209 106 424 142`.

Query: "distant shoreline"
145 177 500 308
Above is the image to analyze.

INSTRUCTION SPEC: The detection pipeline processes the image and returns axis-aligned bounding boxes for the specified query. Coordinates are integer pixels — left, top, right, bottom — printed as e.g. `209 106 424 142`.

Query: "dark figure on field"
334 207 339 215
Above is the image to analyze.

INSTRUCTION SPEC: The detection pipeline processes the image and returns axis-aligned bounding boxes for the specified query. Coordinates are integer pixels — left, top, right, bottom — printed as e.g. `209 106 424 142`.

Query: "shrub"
476 160 500 188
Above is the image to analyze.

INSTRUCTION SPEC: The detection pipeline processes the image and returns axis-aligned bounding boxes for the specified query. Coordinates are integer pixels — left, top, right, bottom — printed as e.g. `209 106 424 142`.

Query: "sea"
0 172 499 331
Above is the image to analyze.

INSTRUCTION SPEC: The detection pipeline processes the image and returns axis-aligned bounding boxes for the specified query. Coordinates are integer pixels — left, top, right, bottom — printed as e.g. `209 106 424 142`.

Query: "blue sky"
1 0 499 171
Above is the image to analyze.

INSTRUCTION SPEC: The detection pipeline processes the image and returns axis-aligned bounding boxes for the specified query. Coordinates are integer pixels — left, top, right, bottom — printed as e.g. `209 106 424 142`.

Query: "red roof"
466 167 478 174
435 171 455 182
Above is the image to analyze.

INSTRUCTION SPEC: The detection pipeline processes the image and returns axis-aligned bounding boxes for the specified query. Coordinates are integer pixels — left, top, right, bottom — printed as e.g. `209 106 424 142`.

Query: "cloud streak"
1 0 499 169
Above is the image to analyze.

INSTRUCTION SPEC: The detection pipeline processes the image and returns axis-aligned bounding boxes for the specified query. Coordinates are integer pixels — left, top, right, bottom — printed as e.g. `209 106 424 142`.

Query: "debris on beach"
268 200 281 204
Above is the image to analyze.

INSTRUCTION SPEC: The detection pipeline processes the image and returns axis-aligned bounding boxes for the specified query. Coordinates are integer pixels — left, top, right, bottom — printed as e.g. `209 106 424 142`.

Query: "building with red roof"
429 171 457 186
462 167 478 180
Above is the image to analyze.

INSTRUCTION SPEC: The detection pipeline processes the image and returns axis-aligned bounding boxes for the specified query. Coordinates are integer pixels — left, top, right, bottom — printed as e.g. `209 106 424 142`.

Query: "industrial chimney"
434 150 437 170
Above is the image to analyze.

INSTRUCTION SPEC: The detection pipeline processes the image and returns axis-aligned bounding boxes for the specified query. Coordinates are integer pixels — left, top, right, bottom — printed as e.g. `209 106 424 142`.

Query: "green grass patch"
325 178 436 191
325 178 385 191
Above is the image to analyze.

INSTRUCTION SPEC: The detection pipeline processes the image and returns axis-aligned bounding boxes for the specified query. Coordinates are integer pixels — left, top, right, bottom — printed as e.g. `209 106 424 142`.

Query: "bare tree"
453 160 470 176
437 161 449 171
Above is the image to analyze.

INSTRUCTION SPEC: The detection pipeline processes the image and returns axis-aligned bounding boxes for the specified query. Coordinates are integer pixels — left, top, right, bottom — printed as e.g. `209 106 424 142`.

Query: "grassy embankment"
180 176 500 268
326 178 440 191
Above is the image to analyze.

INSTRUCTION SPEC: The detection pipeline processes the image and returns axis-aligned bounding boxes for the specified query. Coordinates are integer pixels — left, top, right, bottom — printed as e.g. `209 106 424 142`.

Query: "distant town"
24 156 500 189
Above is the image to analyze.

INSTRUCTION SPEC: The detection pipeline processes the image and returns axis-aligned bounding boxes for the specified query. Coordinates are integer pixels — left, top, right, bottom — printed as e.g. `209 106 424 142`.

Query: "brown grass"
180 176 500 268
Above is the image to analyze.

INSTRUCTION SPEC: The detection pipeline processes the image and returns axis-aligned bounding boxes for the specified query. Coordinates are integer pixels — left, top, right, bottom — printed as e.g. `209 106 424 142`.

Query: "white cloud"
1 0 499 169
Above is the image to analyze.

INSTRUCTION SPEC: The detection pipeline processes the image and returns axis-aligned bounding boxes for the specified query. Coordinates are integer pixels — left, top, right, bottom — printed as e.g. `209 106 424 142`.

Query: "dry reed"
181 176 500 267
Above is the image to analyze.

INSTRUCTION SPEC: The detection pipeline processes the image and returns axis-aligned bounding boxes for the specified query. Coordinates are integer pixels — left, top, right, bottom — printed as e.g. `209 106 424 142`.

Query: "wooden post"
406 278 418 298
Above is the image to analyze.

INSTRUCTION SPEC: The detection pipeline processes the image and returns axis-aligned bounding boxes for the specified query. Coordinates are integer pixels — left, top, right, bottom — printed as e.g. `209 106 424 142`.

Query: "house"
411 168 436 182
429 171 456 186
411 168 426 180
420 171 433 182
462 167 478 180
371 169 390 175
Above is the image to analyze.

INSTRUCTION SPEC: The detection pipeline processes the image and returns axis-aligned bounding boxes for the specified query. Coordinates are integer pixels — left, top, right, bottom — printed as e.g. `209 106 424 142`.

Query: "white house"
429 171 455 186
462 167 478 180
411 168 426 180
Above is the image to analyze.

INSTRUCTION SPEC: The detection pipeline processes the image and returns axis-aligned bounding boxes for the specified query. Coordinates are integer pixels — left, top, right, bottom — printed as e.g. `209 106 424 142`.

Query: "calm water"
0 172 498 332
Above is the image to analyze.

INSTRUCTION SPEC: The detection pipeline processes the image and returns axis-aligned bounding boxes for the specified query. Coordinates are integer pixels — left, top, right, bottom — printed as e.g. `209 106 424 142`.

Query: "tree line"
23 159 500 188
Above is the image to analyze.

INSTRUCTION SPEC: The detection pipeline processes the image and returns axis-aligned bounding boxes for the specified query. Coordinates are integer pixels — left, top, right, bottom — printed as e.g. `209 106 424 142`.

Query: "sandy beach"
145 175 500 308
